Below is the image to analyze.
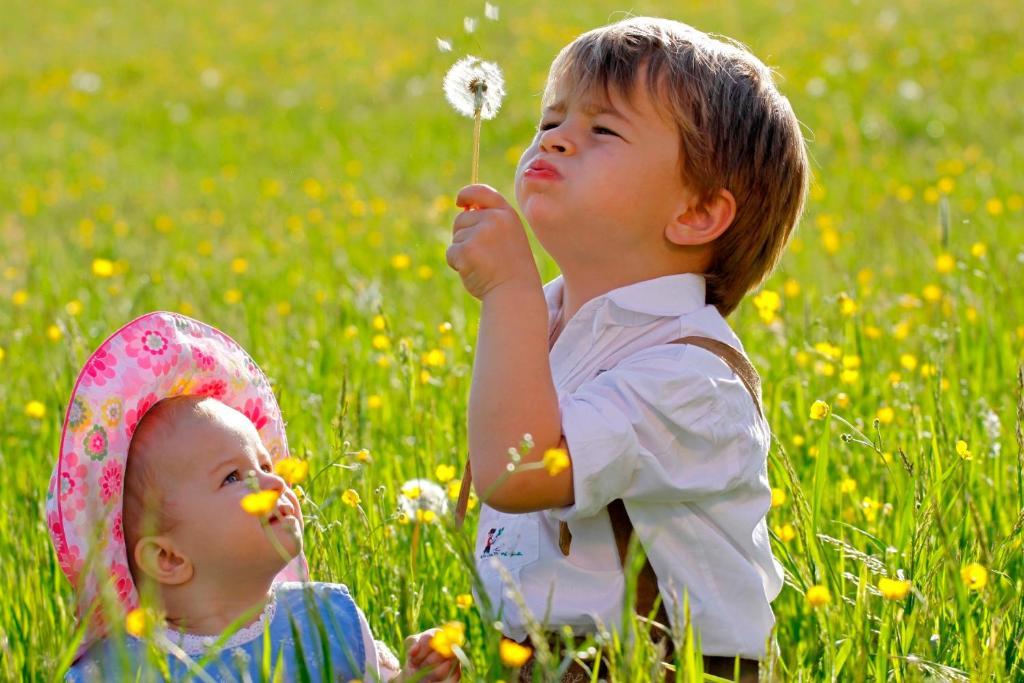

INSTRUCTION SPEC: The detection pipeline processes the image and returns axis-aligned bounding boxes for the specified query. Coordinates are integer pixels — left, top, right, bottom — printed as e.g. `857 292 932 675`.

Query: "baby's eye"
223 469 241 485
538 121 560 131
593 126 619 137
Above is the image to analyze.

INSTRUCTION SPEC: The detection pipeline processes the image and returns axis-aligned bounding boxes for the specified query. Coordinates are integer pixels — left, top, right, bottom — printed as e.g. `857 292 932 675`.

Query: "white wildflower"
398 478 449 521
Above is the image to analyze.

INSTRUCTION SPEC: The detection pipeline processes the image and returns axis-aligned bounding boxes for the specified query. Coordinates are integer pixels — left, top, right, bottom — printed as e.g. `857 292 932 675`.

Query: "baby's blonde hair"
545 17 809 316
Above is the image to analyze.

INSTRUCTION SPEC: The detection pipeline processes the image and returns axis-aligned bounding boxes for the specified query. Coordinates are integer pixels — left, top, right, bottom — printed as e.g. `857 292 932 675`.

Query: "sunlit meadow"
2 0 1023 680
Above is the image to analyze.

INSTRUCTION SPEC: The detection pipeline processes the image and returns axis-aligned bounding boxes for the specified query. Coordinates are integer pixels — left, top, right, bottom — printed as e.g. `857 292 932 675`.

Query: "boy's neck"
161 574 276 636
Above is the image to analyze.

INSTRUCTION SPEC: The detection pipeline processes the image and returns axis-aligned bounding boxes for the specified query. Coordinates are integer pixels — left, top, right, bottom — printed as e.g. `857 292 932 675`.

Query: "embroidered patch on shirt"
480 526 523 559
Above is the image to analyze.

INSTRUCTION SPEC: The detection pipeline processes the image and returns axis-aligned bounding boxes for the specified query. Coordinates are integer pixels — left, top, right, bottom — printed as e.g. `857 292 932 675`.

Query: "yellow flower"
240 490 281 516
429 622 466 658
390 253 411 270
960 563 988 591
840 369 859 385
417 265 434 280
878 577 912 600
230 257 249 274
0 346 5 363
956 440 972 460
935 253 955 274
92 258 114 277
455 593 474 609
25 401 46 419
784 279 801 298
372 334 391 350
752 290 781 324
806 585 830 608
813 342 841 360
835 392 851 409
839 478 857 494
355 449 371 462
899 354 918 371
542 447 570 476
416 509 436 523
773 523 796 542
47 325 63 342
770 488 786 508
876 407 895 425
366 395 383 409
401 483 422 500
274 458 309 485
499 639 532 667
809 400 830 420
125 608 156 638
65 300 84 316
223 289 243 304
922 284 942 303
11 290 28 306
372 315 387 331
435 464 457 483
342 489 361 507
791 434 805 447
971 242 987 258
837 293 858 316
422 349 446 367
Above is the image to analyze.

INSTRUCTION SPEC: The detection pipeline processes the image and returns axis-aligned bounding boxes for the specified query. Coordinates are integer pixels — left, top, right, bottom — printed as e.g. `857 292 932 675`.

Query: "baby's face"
158 401 303 581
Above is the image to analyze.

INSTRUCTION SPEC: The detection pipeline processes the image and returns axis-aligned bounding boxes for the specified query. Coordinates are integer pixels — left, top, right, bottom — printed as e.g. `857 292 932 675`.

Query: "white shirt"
474 273 784 659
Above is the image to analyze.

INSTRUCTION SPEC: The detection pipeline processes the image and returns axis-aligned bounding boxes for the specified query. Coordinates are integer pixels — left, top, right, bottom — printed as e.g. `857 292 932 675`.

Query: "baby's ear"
665 187 736 246
134 536 193 586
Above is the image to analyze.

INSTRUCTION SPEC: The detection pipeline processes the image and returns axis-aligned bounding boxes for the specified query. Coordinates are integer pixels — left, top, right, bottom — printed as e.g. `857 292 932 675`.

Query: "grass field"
2 0 1023 680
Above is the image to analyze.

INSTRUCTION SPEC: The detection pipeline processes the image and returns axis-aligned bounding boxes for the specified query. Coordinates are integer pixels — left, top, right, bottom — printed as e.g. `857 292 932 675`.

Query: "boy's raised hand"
446 184 541 300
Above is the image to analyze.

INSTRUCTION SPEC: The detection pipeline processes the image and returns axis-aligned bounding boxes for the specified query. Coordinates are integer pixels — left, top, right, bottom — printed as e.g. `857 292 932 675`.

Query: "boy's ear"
665 187 736 246
134 536 193 586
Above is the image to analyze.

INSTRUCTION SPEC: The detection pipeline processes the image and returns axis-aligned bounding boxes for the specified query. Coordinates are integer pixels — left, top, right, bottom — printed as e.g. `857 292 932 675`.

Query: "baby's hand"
446 184 541 300
400 629 461 682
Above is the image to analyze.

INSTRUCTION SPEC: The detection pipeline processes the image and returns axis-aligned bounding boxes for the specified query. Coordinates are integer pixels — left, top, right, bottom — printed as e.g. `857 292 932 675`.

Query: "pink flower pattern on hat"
46 312 307 651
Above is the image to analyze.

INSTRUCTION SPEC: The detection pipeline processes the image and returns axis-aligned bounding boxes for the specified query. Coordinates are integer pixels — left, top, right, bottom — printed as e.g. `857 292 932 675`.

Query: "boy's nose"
540 127 574 155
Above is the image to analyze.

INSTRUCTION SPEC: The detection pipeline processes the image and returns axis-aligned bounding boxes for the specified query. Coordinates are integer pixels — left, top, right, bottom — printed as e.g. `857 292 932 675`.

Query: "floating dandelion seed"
485 3 500 21
436 37 453 53
443 55 505 184
463 17 478 33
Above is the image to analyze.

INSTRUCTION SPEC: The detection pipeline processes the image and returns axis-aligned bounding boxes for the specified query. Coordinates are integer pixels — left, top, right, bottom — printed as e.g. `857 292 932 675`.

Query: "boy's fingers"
455 184 509 211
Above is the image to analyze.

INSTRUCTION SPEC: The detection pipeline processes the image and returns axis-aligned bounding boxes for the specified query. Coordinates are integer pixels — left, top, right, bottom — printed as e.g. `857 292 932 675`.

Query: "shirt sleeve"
354 605 400 682
552 344 768 520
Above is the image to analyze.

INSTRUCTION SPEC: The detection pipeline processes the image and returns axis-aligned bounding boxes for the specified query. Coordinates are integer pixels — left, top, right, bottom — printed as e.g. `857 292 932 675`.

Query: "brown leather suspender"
453 335 765 621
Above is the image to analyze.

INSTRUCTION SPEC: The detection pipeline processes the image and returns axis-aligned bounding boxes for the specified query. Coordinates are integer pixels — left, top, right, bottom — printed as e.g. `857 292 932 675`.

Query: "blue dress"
67 582 376 682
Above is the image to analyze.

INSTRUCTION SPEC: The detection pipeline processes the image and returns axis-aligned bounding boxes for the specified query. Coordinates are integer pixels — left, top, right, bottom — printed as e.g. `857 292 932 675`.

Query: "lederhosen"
455 337 766 682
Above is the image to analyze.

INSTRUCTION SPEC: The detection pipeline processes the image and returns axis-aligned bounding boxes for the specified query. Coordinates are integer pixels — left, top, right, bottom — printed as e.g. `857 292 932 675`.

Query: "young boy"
445 16 807 679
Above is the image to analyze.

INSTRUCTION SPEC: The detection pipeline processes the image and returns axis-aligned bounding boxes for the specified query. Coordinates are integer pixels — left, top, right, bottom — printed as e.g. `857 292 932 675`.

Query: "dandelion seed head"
443 55 505 120
398 478 449 520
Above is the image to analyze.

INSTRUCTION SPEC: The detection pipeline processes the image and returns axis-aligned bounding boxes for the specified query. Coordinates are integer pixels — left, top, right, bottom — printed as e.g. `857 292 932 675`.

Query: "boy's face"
156 401 303 582
515 72 695 267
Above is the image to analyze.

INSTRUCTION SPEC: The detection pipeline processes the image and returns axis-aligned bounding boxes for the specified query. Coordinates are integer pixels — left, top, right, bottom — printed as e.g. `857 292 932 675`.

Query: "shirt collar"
544 273 707 320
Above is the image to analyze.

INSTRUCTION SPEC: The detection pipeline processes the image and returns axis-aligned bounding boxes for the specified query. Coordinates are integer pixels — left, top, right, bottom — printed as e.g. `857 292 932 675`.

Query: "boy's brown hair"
544 17 809 316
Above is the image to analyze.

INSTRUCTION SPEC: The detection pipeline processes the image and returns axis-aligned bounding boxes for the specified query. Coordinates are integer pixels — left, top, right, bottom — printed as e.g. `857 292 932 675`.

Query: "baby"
47 312 457 681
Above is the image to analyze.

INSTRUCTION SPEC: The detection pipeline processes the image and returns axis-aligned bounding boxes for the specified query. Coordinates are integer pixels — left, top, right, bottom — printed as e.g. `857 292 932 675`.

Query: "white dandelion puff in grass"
398 478 449 522
443 55 506 184
443 55 505 120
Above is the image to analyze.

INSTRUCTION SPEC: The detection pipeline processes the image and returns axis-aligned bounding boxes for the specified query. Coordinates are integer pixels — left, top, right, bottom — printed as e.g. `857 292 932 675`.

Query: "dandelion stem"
471 83 484 184
471 109 482 184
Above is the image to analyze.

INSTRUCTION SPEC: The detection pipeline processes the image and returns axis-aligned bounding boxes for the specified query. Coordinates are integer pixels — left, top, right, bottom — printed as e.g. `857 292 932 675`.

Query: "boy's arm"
447 184 574 512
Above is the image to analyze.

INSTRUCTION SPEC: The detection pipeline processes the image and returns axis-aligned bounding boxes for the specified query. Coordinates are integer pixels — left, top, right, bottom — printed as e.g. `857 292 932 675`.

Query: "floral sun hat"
46 311 307 643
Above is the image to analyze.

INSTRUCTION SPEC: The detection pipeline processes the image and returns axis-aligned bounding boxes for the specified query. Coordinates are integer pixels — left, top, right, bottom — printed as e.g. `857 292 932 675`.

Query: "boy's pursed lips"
523 158 562 180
